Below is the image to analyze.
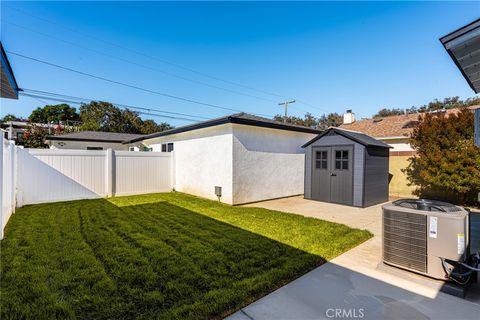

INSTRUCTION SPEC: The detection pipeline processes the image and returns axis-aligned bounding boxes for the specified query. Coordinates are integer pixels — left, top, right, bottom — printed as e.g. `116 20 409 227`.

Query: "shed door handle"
331 173 337 176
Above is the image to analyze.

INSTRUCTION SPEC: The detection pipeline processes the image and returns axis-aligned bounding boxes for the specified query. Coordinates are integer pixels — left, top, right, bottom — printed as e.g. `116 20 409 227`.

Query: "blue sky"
1 1 479 126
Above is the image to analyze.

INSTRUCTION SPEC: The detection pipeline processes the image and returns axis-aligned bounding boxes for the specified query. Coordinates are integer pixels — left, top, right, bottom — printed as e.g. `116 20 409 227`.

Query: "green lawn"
1 192 372 319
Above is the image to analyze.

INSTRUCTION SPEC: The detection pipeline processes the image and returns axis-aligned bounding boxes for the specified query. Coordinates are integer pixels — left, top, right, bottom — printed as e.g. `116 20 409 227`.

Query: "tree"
373 108 405 118
403 108 480 205
29 104 80 124
140 119 172 134
20 124 50 148
0 114 25 123
317 113 343 130
272 112 342 129
79 101 173 134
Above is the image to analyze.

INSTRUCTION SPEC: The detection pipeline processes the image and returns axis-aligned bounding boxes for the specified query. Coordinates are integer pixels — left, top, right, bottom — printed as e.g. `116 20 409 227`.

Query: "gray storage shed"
302 128 391 207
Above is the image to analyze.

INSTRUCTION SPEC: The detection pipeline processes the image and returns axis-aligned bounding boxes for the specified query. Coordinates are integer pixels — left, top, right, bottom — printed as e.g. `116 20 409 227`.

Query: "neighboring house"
124 112 321 205
1 121 65 144
45 131 146 151
339 107 478 197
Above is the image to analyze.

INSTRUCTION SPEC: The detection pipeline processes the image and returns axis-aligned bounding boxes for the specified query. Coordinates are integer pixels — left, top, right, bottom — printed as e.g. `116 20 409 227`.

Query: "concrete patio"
227 196 480 320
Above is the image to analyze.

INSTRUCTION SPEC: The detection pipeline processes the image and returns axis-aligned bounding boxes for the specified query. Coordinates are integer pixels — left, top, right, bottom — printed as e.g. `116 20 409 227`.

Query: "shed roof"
124 112 322 144
1 42 19 99
440 18 480 93
302 127 392 149
46 131 143 143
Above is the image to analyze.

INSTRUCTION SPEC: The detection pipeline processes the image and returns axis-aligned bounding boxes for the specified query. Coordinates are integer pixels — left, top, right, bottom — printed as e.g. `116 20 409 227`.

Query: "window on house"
315 151 328 169
129 147 135 152
87 146 103 150
161 143 174 152
335 150 349 170
16 132 24 142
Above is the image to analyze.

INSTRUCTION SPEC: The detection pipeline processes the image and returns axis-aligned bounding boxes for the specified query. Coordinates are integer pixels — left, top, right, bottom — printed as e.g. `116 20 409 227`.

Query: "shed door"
311 148 331 202
311 146 353 205
330 147 353 205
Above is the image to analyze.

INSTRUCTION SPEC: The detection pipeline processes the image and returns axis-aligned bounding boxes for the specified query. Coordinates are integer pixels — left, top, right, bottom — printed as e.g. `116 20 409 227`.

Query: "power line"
8 50 273 117
19 90 211 123
19 92 201 123
21 88 210 120
5 5 332 114
3 20 280 104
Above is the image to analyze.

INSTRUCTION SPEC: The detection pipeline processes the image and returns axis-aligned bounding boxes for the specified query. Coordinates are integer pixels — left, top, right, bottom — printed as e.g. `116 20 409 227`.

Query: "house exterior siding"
145 124 234 204
49 140 135 151
144 123 315 205
231 124 315 204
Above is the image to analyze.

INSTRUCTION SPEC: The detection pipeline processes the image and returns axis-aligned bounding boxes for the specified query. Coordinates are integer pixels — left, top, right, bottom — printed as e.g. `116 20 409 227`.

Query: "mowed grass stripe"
1 192 372 320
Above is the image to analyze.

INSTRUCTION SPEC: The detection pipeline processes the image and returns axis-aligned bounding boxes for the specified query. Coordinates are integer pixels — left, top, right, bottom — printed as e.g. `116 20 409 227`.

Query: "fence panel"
15 149 172 206
17 149 107 205
114 151 172 196
1 137 16 238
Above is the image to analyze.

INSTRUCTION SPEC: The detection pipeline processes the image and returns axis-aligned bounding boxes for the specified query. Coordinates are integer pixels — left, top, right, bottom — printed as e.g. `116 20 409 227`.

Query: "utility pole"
278 100 296 123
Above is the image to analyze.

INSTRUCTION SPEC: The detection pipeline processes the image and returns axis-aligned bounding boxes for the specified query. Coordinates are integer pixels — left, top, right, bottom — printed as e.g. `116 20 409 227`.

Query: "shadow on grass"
1 198 331 320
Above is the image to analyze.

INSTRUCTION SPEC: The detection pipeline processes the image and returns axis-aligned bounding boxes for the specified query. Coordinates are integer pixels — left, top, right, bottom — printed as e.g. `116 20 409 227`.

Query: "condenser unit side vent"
383 209 427 273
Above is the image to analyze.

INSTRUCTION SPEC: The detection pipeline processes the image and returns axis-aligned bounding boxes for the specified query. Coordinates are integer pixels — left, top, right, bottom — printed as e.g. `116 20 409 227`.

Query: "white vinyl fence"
0 143 173 238
1 136 16 239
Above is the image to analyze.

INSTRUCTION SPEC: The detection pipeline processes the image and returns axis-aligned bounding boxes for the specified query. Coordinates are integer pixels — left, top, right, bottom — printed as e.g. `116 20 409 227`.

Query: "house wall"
231 124 315 204
145 124 234 204
49 140 134 151
304 134 365 206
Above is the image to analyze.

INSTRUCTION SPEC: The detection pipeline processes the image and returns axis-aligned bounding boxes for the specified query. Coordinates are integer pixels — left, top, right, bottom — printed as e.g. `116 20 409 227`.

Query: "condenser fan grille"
383 209 427 273
392 199 462 212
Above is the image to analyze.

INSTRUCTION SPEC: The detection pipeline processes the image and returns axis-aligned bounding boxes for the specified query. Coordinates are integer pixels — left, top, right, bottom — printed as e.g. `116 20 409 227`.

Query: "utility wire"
5 5 331 114
20 90 210 122
8 51 273 117
19 92 201 123
21 88 210 120
4 20 280 104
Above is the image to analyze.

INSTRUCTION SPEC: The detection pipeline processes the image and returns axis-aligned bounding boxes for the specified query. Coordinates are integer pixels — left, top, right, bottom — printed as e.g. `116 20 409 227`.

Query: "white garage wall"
232 125 316 204
145 124 234 204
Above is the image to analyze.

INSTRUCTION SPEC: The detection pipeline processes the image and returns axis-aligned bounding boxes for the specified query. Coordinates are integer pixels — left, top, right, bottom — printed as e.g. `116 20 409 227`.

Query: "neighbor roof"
339 107 477 139
124 112 322 144
1 42 19 99
440 18 480 93
46 131 143 143
302 127 392 149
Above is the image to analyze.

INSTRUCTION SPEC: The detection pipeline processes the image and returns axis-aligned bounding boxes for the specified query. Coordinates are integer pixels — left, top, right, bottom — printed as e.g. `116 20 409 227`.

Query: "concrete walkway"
226 196 480 320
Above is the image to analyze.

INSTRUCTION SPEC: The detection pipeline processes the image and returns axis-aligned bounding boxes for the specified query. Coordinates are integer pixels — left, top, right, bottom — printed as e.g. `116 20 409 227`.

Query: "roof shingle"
339 107 478 138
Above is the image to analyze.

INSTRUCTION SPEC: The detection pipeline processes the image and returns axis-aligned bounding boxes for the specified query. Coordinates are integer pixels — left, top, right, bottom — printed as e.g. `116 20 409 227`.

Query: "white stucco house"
124 113 321 205
45 131 146 151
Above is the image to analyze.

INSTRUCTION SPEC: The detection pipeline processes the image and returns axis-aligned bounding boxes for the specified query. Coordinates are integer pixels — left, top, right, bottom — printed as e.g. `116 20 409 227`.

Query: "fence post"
10 141 16 213
171 151 175 191
106 149 114 197
0 135 4 239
